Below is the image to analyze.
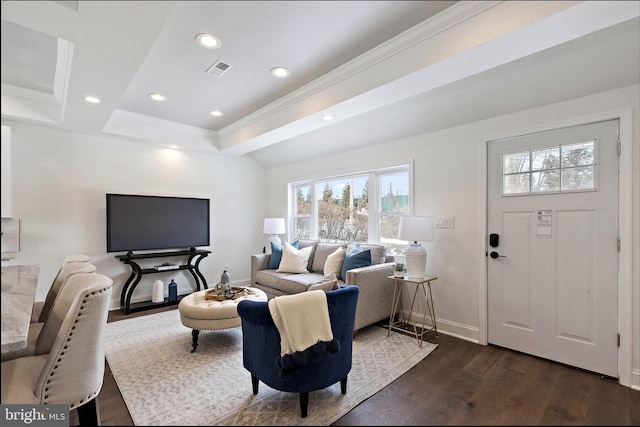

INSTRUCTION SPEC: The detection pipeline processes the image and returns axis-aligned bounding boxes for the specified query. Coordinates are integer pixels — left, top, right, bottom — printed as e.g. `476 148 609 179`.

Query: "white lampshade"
398 216 434 279
263 217 286 248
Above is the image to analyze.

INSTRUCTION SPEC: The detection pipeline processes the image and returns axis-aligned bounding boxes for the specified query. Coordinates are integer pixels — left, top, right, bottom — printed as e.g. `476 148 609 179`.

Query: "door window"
502 140 596 196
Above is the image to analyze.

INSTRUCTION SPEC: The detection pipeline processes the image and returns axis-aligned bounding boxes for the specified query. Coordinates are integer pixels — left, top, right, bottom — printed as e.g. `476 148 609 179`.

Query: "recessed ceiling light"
84 96 100 104
148 93 167 102
196 33 221 49
270 67 291 78
322 114 334 121
210 110 223 117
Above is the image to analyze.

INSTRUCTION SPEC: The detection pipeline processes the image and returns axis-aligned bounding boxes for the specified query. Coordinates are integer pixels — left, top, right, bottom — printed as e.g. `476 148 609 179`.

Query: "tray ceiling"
1 1 638 168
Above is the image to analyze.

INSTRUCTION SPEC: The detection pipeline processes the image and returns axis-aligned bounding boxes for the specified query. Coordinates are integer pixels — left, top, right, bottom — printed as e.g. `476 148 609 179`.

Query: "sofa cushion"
278 272 325 294
347 243 387 265
324 247 345 277
311 242 346 273
277 242 313 273
255 268 345 294
255 270 291 290
268 240 299 269
341 248 372 281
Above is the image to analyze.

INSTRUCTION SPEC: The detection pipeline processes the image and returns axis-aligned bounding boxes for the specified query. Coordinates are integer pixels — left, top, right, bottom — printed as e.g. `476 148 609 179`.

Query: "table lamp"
398 216 434 279
263 217 286 251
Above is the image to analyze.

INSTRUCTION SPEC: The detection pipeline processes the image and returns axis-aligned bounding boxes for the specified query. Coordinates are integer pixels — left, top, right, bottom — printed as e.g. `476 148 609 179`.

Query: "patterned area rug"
105 309 437 426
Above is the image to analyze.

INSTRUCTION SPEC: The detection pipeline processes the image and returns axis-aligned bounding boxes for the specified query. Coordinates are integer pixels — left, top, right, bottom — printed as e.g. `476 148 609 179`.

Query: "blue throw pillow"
350 243 363 253
340 249 372 281
268 240 299 269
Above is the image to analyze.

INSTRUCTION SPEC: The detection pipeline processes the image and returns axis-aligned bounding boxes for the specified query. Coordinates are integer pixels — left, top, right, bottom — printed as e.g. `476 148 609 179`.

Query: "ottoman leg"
191 329 200 353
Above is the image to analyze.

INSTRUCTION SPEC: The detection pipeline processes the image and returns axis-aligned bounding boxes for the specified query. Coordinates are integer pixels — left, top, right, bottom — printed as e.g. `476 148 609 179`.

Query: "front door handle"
490 251 506 259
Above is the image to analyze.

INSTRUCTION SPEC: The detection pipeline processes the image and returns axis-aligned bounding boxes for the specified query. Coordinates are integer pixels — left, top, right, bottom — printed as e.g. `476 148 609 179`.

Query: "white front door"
487 119 619 378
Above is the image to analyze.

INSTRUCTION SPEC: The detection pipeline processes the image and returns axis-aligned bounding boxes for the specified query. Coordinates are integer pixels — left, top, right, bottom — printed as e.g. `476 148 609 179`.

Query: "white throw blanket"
268 290 333 356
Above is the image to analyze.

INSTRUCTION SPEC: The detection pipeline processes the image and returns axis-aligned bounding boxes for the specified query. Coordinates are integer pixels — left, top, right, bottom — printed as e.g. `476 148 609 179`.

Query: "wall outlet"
434 216 454 229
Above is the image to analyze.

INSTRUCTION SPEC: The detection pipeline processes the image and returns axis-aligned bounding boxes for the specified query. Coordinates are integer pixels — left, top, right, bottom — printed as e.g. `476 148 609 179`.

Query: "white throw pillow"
324 247 345 277
276 241 313 274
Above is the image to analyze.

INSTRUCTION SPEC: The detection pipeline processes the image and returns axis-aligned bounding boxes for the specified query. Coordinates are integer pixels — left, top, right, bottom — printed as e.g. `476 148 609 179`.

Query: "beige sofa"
250 239 395 331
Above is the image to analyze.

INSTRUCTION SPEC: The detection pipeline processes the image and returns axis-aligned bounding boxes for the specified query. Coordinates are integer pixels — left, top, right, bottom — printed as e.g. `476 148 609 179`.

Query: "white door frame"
478 108 633 388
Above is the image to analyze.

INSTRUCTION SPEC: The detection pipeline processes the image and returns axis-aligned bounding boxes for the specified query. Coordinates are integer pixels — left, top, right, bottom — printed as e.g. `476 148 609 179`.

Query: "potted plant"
394 262 405 278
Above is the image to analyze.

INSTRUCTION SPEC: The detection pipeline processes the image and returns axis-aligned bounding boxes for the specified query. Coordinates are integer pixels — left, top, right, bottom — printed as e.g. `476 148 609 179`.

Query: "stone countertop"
1 264 40 353
1 252 17 260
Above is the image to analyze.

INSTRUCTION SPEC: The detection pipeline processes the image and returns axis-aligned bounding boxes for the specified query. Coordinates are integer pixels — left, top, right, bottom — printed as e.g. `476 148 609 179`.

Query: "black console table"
116 249 210 314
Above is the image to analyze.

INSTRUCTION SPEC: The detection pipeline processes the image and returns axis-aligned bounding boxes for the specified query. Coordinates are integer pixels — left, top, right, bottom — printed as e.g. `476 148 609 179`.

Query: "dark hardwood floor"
72 306 640 426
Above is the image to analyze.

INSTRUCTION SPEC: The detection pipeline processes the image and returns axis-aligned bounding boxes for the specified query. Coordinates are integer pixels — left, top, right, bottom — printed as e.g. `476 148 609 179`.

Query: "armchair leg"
251 374 259 395
299 392 309 418
77 397 100 426
340 377 348 394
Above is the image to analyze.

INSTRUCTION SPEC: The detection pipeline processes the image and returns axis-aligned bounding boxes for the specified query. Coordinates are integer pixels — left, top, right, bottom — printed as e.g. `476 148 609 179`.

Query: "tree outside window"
316 176 368 242
379 171 409 256
290 165 411 249
293 185 312 240
503 141 595 195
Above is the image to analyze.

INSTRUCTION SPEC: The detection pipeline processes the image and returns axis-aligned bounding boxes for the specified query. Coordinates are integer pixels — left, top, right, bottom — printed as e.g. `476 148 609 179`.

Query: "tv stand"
116 249 211 314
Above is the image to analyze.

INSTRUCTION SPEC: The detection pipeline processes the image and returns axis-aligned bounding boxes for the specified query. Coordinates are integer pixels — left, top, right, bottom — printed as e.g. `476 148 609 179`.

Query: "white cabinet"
1 125 12 217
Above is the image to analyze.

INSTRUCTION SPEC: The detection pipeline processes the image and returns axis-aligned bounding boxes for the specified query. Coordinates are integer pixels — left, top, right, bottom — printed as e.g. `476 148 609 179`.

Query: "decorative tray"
204 286 246 301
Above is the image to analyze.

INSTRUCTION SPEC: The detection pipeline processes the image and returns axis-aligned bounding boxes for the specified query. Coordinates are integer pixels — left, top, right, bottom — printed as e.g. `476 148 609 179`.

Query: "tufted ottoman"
178 286 267 352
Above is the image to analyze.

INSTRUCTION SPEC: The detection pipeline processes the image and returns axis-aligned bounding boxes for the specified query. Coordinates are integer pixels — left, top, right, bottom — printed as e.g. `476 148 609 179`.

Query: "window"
502 140 597 196
378 170 410 255
292 184 312 240
290 165 411 254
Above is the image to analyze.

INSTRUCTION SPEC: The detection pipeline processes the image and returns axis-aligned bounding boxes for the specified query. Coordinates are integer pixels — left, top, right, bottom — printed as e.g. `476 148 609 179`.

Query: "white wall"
265 85 640 389
8 124 268 307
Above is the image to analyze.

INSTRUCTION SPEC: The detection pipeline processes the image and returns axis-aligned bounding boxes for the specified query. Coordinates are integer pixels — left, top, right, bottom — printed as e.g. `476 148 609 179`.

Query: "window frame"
501 139 599 197
288 162 413 247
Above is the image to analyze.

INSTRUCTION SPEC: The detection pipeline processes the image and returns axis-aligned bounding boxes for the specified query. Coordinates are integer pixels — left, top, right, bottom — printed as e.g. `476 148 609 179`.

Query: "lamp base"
267 234 281 252
404 243 426 279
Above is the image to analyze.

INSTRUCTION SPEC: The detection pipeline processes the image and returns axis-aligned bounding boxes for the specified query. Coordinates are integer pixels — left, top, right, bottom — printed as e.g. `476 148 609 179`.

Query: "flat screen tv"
106 193 210 253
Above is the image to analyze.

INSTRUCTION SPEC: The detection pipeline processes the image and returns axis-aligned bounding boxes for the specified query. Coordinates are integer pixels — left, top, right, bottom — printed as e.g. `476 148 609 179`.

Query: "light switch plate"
434 216 454 228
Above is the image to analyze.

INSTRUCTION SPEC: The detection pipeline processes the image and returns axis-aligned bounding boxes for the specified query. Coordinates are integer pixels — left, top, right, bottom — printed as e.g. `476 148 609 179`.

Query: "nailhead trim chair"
62 253 91 264
1 273 113 425
31 260 97 324
2 263 98 363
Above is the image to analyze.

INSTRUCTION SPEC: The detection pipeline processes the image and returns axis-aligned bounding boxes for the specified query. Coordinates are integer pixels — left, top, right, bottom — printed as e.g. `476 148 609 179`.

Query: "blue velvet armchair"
237 285 359 418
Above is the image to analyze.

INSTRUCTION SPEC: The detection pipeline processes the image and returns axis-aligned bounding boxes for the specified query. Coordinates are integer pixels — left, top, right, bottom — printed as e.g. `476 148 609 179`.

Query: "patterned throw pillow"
276 241 313 274
324 247 345 277
268 240 299 269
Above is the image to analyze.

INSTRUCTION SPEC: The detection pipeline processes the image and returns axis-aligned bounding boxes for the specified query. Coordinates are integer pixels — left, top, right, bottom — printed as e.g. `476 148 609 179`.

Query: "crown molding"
218 1 499 139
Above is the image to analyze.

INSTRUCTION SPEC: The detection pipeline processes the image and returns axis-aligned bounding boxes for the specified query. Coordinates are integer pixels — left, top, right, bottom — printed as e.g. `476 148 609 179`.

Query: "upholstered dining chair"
31 261 97 324
1 272 113 426
237 285 359 418
2 262 97 362
63 253 91 264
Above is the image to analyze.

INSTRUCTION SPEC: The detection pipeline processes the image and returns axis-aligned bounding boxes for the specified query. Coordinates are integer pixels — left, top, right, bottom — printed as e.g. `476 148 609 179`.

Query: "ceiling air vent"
205 60 232 77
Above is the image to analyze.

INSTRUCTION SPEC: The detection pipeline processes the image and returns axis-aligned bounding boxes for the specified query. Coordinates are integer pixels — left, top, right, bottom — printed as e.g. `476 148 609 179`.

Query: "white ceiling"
1 1 639 168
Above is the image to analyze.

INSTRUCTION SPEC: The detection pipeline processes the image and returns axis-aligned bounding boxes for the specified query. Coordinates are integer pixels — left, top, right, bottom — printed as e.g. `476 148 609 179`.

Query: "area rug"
105 309 437 426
